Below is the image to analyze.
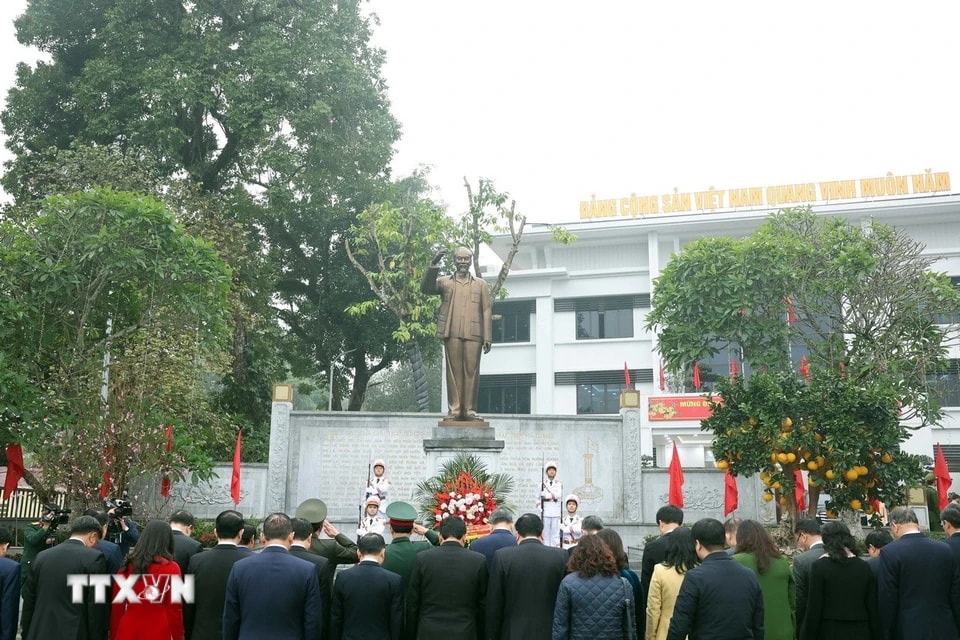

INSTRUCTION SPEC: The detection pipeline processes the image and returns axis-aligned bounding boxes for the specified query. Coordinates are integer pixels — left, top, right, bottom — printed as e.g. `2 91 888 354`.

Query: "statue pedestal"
423 423 505 474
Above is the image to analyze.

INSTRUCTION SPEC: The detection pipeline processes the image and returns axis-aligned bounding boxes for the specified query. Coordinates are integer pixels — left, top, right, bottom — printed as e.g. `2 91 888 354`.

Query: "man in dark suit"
641 505 683 596
486 513 568 640
792 516 824 632
238 524 256 553
0 527 20 640
184 510 248 640
942 503 960 562
878 506 960 640
223 512 322 640
330 533 402 640
666 518 764 640
21 515 109 640
83 509 123 574
290 517 332 640
407 516 488 640
469 509 516 571
170 509 203 574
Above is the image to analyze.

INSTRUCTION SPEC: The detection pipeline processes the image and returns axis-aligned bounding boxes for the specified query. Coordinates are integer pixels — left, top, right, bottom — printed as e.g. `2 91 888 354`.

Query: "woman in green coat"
732 519 796 640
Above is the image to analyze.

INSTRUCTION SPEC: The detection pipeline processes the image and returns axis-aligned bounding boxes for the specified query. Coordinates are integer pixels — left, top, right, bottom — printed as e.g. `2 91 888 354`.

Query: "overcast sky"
3 1 958 222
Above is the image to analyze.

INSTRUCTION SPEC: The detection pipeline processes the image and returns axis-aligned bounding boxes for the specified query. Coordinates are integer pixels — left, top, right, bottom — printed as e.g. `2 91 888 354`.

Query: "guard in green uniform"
382 501 439 595
295 497 361 564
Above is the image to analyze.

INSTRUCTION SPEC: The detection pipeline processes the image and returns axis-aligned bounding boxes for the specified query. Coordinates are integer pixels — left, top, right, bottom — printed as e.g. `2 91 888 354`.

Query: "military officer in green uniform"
295 498 361 563
382 501 439 594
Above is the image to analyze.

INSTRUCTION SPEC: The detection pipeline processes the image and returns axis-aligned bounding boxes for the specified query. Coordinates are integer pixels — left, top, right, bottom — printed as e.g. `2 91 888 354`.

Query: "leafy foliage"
705 371 922 524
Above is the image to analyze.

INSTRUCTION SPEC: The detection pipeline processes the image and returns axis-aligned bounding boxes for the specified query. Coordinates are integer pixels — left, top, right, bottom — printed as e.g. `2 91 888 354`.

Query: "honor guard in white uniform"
364 458 391 515
357 496 387 538
560 494 583 550
539 461 563 547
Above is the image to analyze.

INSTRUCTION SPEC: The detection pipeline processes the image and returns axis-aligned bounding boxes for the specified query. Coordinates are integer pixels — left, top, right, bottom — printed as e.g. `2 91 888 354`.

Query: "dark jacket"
383 530 439 596
469 528 517 572
223 545 322 640
184 543 249 640
290 545 332 640
330 560 403 640
792 541 825 635
552 572 628 640
406 541 488 640
486 537 568 640
0 556 19 640
641 530 676 597
95 539 123 575
800 555 878 640
666 551 764 640
172 529 203 575
21 538 109 640
877 532 960 640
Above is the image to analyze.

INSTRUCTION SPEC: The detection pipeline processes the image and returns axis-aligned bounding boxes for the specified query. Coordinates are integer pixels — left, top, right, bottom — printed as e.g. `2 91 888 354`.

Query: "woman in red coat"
110 519 185 640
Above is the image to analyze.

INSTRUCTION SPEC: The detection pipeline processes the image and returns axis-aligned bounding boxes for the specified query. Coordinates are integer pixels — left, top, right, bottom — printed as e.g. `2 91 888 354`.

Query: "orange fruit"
881 453 893 464
844 469 859 482
762 492 774 502
807 461 819 471
825 470 836 481
716 460 729 470
786 453 797 463
771 481 782 490
781 417 793 430
849 499 862 511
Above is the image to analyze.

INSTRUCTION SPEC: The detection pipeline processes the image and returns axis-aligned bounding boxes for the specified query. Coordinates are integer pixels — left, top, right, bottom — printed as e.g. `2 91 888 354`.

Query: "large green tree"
3 0 401 414
647 207 960 525
0 188 231 503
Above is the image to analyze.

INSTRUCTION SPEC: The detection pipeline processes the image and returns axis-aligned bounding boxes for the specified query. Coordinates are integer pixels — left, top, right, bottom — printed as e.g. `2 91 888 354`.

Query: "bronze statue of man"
421 246 492 421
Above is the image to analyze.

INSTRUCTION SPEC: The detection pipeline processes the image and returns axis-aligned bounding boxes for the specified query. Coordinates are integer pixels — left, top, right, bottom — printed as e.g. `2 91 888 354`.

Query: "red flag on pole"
784 295 796 325
161 424 174 498
794 469 807 513
935 443 952 511
231 431 243 505
3 444 24 500
668 442 684 508
724 469 738 516
799 355 810 381
692 361 701 390
730 359 738 381
658 360 666 391
623 362 631 389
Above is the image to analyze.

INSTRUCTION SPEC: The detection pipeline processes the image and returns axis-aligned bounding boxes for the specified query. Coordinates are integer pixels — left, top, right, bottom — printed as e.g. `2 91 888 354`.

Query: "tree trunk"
405 341 431 412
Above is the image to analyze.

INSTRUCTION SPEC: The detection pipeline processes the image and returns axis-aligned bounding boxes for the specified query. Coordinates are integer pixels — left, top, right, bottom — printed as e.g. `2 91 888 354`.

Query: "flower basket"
415 452 514 527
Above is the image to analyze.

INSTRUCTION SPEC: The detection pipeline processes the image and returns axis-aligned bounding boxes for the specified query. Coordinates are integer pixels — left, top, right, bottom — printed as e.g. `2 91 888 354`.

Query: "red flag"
730 359 738 381
231 431 243 505
3 444 24 501
794 469 806 513
870 498 882 516
784 295 796 325
623 362 631 389
668 442 684 508
724 469 738 516
99 447 112 499
935 444 952 511
799 355 810 381
161 425 174 498
692 361 701 390
658 360 666 391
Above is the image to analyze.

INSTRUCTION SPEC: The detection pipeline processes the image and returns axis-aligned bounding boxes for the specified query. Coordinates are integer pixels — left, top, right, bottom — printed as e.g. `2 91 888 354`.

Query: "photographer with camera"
105 495 139 557
20 503 70 583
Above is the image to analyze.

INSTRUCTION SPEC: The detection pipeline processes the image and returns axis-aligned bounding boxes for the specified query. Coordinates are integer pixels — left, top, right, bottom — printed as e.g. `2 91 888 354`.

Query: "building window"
478 373 534 415
936 276 960 325
576 308 634 339
492 300 534 343
928 360 960 408
576 383 623 414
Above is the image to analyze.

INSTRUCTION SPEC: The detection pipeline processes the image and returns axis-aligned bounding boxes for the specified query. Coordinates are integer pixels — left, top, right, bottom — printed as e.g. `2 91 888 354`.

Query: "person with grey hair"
581 515 604 535
470 508 517 571
877 506 960 639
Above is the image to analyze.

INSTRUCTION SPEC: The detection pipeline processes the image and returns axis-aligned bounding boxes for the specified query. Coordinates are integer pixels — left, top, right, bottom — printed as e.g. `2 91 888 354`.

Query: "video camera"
41 503 71 543
104 497 134 544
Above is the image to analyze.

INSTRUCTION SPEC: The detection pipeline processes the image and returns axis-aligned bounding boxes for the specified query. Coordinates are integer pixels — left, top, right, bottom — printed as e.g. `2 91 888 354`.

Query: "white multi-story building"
481 178 960 471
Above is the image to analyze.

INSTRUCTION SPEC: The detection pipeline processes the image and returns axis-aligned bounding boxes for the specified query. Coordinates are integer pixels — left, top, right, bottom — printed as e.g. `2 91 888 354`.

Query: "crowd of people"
5 483 960 640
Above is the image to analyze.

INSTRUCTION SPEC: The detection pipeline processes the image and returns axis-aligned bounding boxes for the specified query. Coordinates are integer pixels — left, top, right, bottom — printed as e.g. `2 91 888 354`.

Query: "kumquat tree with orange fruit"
647 206 960 530
705 369 923 528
